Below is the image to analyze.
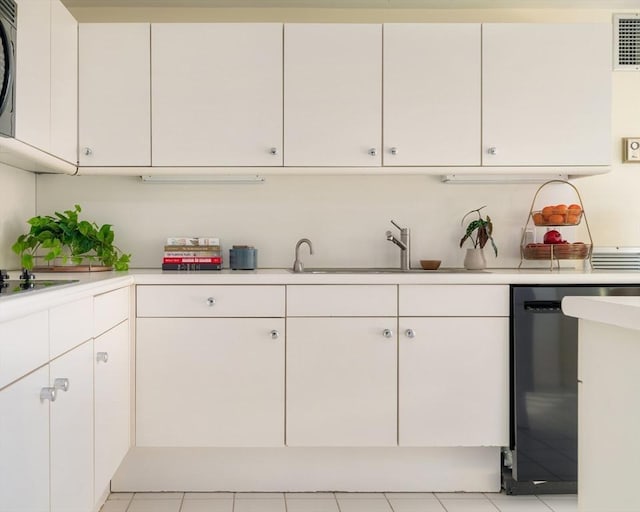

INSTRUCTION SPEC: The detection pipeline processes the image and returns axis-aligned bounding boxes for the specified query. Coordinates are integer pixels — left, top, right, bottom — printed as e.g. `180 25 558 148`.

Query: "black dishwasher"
505 284 640 494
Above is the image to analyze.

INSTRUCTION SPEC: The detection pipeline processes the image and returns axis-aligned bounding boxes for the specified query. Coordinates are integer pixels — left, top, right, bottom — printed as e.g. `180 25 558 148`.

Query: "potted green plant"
12 204 130 271
459 205 497 270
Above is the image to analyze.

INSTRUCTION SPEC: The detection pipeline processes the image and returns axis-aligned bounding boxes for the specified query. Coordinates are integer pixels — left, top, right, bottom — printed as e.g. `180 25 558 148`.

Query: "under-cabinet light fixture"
140 175 266 184
442 173 569 184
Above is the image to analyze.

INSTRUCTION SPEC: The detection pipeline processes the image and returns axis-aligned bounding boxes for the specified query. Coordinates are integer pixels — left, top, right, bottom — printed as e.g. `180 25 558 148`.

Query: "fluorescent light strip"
141 175 266 184
442 173 569 184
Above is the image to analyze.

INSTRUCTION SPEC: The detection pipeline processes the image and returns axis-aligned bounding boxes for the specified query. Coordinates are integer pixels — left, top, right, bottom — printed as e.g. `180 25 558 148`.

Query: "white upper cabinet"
79 23 151 166
284 24 382 167
383 24 481 166
15 0 51 152
482 23 611 166
50 0 77 163
152 23 283 166
15 0 77 163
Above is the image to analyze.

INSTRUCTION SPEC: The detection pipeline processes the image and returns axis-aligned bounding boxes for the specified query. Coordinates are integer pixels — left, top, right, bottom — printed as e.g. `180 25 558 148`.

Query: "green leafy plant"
459 205 498 257
12 204 131 271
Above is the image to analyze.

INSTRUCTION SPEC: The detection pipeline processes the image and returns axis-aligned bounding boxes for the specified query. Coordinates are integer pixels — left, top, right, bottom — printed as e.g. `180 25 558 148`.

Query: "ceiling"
61 0 640 8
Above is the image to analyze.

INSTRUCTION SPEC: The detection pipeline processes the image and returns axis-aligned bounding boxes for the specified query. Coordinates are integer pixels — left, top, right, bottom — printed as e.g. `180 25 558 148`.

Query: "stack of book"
162 237 222 271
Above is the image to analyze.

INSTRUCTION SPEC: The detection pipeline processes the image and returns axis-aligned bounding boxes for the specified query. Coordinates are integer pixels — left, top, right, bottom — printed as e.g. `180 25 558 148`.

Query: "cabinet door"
136 317 285 446
398 317 509 446
0 367 50 512
383 24 481 166
15 0 51 150
482 23 611 166
152 23 283 166
286 317 397 446
50 0 78 163
79 23 151 166
94 320 130 498
50 342 94 512
284 24 382 166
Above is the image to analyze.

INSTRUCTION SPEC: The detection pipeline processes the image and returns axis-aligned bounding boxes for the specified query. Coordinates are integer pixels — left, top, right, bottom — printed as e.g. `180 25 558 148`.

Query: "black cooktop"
0 269 79 298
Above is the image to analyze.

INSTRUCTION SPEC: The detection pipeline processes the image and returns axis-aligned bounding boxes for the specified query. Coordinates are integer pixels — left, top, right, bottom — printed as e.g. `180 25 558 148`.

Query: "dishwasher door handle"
523 300 563 312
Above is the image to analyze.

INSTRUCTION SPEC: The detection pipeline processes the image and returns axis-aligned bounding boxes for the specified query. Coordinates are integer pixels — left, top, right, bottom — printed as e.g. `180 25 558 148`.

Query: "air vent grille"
0 0 16 27
614 13 640 70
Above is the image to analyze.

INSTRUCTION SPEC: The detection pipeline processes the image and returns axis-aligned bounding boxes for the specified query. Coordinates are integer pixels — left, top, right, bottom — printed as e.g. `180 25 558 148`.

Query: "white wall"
35 7 640 270
0 164 35 270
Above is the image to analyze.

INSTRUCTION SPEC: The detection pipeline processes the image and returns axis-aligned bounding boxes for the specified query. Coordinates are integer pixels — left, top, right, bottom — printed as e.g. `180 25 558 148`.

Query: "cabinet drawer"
137 285 285 318
95 287 130 337
0 311 49 389
287 285 397 317
399 285 509 317
50 297 93 359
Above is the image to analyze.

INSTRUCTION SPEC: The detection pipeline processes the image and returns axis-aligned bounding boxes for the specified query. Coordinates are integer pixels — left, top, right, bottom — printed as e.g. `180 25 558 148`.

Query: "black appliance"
506 284 640 495
0 269 78 298
0 0 16 138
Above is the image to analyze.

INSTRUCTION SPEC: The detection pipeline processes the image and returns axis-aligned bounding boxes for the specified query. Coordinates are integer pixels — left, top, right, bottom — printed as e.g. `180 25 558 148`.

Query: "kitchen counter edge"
2 268 640 323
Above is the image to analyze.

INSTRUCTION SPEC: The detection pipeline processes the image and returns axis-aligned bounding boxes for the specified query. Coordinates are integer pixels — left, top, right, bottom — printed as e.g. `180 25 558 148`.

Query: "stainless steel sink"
289 267 487 274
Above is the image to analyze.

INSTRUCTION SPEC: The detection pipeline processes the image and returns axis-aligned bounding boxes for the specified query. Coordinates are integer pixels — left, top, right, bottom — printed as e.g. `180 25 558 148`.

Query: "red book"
162 257 222 264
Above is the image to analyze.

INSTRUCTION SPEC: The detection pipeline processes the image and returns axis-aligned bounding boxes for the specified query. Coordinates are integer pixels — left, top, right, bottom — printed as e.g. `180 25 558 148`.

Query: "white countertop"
562 295 640 331
2 267 640 323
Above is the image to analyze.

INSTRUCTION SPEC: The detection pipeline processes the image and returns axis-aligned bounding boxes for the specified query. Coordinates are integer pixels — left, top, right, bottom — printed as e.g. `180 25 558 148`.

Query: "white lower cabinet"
398 317 509 446
0 341 95 512
94 319 131 500
50 342 94 512
0 366 50 512
136 317 285 446
286 317 397 446
398 285 509 447
286 285 397 447
135 285 286 447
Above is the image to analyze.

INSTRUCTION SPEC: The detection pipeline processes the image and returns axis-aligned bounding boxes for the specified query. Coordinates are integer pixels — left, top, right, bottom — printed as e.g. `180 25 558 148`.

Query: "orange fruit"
553 204 568 215
548 214 565 224
532 213 545 225
567 214 579 224
568 204 582 212
542 206 555 217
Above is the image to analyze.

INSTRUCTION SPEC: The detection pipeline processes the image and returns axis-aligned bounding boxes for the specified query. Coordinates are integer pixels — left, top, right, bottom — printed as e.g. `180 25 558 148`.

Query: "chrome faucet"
386 220 410 271
292 238 314 273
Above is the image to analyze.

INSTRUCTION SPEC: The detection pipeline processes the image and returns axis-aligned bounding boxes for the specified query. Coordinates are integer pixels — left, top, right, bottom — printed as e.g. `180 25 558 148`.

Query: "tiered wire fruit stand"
519 180 593 270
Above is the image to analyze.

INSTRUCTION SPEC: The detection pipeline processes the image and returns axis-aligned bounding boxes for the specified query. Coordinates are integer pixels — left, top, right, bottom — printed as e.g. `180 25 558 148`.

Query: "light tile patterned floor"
103 491 578 512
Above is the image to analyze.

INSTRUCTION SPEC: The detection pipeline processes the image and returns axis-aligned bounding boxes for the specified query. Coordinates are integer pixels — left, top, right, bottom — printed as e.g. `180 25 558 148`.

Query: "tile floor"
101 491 577 512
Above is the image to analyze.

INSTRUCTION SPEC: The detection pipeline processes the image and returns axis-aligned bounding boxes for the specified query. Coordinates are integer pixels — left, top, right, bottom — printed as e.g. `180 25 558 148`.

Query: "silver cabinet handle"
270 329 280 340
368 148 378 157
405 329 416 339
488 146 497 155
390 147 398 155
40 387 57 402
206 297 216 307
382 328 394 339
82 147 92 156
96 352 109 363
270 147 279 156
54 378 70 392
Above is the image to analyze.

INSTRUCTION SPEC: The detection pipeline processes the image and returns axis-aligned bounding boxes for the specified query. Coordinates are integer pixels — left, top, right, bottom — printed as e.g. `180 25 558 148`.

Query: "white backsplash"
0 164 35 270
33 172 636 270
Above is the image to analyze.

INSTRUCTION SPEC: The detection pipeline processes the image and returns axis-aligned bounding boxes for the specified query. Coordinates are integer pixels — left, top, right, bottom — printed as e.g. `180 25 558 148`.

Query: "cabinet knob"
368 148 378 157
53 378 70 392
488 146 497 155
405 329 416 339
382 328 394 339
390 147 398 155
96 352 109 364
40 387 57 402
206 297 216 307
270 329 280 339
270 147 279 156
82 147 92 156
